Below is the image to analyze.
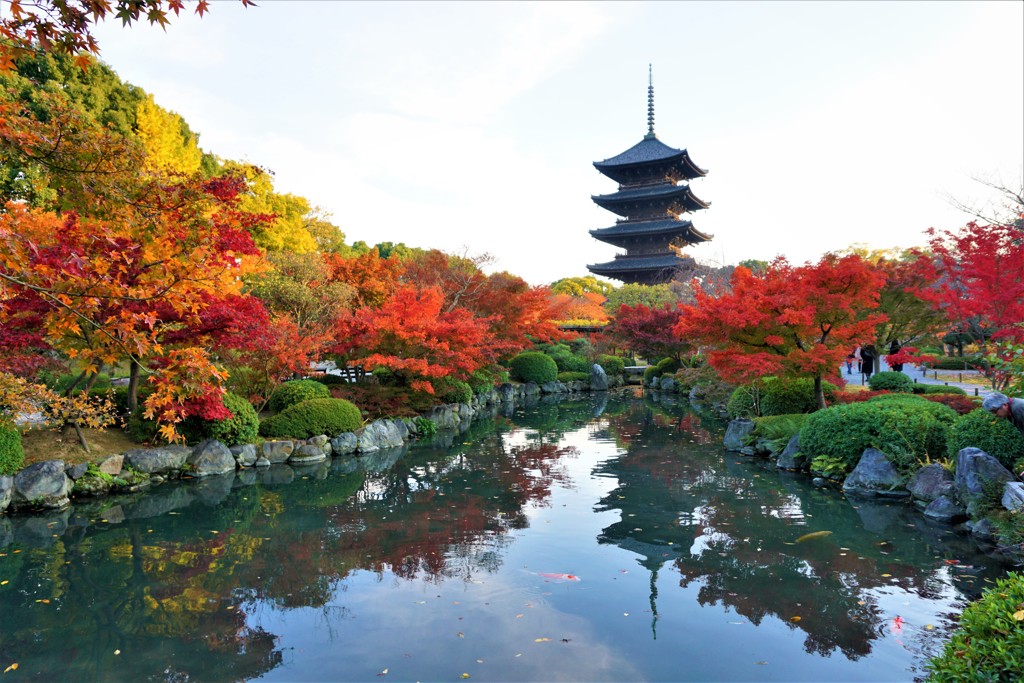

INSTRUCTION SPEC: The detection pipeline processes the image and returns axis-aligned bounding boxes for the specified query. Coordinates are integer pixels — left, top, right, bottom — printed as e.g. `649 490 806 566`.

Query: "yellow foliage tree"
226 162 318 253
136 94 202 176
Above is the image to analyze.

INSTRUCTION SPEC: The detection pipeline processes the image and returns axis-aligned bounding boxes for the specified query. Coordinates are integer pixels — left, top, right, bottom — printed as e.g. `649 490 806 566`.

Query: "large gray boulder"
125 445 190 475
540 381 568 394
843 448 908 498
424 405 461 431
723 419 755 451
923 495 968 524
1003 482 1024 512
289 443 328 465
659 376 676 394
589 364 608 392
11 460 72 510
496 383 517 403
230 444 258 468
0 475 13 513
188 440 235 477
907 463 954 504
331 432 358 455
776 435 806 471
97 454 124 476
356 419 407 452
262 440 294 464
954 447 1015 517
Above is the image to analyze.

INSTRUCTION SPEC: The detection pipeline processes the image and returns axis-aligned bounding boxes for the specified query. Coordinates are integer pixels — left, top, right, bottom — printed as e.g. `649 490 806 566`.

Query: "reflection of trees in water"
595 401 1005 661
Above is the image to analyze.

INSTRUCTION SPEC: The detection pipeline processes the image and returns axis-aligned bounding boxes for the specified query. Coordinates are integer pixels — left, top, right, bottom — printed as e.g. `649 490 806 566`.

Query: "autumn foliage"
679 254 887 408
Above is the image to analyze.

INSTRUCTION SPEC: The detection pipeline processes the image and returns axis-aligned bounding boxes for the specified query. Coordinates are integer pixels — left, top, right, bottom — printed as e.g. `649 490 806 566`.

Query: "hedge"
911 384 967 396
727 377 839 418
800 399 957 476
0 421 24 475
509 352 558 384
181 392 259 447
259 398 363 440
946 408 1024 472
868 371 913 393
268 379 331 413
557 371 590 383
597 355 625 377
431 376 473 404
927 572 1024 681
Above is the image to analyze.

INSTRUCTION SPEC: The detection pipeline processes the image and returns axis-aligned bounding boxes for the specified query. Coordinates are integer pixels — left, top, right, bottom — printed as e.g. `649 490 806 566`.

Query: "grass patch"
18 426 141 468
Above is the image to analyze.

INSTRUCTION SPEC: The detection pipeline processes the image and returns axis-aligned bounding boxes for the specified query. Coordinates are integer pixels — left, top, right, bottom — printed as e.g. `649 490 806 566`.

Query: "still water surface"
0 395 1011 682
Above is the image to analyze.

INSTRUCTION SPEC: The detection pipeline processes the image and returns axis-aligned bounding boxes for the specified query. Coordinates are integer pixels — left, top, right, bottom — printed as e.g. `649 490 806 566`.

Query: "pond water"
0 394 1012 682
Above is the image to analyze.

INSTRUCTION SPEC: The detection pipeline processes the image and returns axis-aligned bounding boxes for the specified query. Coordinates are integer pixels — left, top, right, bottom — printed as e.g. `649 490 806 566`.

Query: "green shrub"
656 357 681 375
597 354 625 377
0 421 24 475
912 384 967 396
468 367 506 395
509 352 558 384
800 399 957 476
926 572 1024 681
751 413 809 452
557 371 590 383
431 376 473 404
868 371 913 393
259 398 363 439
194 392 259 446
535 343 588 373
727 377 838 418
268 379 331 413
946 408 1024 471
316 374 348 386
412 416 437 438
925 354 986 371
126 410 159 443
643 365 661 383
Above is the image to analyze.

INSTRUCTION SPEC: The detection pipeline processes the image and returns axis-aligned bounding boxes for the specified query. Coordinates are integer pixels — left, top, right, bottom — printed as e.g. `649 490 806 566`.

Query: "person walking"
860 344 875 381
889 339 904 372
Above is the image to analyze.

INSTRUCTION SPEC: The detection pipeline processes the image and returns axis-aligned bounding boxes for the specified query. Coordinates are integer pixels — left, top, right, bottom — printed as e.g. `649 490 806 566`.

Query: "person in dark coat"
889 339 903 372
860 344 875 380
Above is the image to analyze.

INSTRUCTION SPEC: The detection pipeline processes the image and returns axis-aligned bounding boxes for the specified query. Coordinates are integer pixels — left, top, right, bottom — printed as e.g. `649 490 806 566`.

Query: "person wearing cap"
982 391 1024 435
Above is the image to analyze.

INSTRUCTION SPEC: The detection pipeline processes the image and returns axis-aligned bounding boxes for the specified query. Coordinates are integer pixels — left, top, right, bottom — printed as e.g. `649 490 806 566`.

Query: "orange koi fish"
538 572 580 581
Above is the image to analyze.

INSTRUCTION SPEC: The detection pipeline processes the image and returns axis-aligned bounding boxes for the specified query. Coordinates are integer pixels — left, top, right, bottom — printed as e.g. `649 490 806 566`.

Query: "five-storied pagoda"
587 68 711 285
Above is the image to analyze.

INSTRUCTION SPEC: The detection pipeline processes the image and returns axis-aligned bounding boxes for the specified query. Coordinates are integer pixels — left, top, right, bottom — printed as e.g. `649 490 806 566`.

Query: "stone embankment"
722 416 1024 564
1 367 614 519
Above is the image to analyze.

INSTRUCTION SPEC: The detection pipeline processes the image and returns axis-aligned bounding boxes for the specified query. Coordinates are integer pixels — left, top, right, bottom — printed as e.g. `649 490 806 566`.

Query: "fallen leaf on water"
1 581 8 586
535 637 551 643
460 674 470 679
377 668 388 677
789 616 801 622
4 663 19 673
114 650 121 656
457 632 465 638
623 613 630 617
925 624 935 630
795 531 832 543
881 574 892 578
515 614 524 619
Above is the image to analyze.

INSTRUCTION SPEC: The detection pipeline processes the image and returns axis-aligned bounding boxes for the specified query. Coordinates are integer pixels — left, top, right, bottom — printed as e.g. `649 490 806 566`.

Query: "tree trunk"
63 370 88 396
814 375 826 411
128 360 141 414
70 421 91 454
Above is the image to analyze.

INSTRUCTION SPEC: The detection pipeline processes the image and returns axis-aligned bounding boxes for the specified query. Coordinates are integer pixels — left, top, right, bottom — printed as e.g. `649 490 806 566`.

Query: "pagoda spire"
645 64 656 140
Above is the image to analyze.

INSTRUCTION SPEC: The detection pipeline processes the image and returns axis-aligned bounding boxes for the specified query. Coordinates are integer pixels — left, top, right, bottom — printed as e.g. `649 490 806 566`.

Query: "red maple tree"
678 254 887 408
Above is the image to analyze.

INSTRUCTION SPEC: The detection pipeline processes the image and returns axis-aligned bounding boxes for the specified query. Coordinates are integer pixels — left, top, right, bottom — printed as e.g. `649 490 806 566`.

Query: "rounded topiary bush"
656 357 681 375
177 392 260 446
867 371 913 393
259 398 362 439
431 376 473 404
268 379 331 413
946 408 1024 471
557 371 589 383
597 355 625 377
643 364 661 383
800 399 957 476
0 421 25 475
927 572 1024 681
912 383 967 396
727 377 838 418
509 351 558 384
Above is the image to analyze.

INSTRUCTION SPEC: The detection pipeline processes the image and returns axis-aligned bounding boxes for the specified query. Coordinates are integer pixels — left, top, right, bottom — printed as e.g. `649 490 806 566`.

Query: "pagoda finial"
645 64 656 140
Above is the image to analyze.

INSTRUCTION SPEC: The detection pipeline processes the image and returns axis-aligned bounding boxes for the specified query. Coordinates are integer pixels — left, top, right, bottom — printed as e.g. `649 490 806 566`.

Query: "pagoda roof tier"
594 138 707 183
587 253 696 284
592 183 709 217
590 219 712 249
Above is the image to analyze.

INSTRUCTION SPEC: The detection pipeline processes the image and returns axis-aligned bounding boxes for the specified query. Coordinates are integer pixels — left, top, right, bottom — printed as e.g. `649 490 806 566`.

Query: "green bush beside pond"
509 352 558 384
800 397 957 476
927 572 1024 681
0 422 24 475
727 377 838 418
259 398 362 439
946 408 1024 473
269 379 331 413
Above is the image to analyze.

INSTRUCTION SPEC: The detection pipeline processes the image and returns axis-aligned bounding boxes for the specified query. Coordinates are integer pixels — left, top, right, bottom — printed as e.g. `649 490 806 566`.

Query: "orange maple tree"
678 254 887 408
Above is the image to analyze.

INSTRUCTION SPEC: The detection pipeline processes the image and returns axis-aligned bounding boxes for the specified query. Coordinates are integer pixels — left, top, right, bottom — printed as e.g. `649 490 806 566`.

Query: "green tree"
604 283 675 312
550 275 614 297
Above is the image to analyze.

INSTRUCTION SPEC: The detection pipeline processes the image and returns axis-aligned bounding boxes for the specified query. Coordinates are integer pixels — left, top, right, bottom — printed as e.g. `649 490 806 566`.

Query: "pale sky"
91 1 1023 286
